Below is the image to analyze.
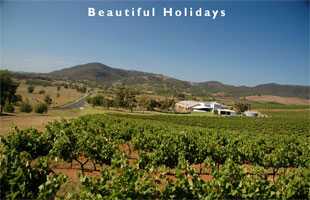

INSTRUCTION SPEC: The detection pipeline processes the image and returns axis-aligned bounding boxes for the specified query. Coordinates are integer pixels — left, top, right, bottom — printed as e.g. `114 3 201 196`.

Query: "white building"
175 101 228 113
217 109 237 116
244 111 259 117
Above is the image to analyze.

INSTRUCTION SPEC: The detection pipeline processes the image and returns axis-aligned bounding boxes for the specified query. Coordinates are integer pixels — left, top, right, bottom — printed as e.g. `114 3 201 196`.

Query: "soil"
246 95 309 105
52 142 279 197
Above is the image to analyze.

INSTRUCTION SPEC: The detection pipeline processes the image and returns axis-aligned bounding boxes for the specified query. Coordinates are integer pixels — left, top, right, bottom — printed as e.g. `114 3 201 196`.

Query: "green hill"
14 62 310 99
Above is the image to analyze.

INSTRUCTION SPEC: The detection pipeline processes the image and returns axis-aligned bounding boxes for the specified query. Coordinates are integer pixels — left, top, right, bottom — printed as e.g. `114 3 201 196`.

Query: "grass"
2 107 79 117
16 84 83 107
251 103 310 110
79 106 217 117
188 111 215 116
79 106 108 115
0 108 80 137
56 177 81 198
261 110 310 118
0 116 64 137
25 79 52 86
78 106 163 116
48 108 80 116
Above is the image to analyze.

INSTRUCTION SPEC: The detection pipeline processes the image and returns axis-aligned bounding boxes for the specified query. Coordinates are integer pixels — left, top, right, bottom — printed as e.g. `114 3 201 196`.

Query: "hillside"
49 63 149 81
194 82 310 99
37 62 309 99
48 62 194 93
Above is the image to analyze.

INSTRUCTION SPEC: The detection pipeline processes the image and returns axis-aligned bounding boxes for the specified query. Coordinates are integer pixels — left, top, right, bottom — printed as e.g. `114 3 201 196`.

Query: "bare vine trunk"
75 159 89 173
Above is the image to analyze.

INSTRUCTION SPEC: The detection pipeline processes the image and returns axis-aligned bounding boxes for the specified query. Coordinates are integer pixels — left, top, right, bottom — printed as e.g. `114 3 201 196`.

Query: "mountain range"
46 62 309 99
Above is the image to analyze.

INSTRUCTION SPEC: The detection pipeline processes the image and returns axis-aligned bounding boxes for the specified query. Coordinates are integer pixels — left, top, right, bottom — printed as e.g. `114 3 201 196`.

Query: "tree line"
87 88 176 113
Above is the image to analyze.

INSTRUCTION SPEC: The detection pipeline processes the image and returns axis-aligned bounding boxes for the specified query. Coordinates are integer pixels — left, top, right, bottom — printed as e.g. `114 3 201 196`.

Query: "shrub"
4 103 15 113
20 102 33 113
213 109 218 115
77 86 87 93
27 86 34 93
34 103 48 114
39 90 45 94
44 95 52 106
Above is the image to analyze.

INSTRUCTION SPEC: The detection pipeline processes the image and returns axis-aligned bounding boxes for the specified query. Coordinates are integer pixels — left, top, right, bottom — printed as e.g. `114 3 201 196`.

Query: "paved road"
51 91 93 110
0 91 93 119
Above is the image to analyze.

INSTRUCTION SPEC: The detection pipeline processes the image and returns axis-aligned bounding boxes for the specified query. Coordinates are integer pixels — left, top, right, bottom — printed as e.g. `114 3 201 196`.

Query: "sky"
1 0 309 86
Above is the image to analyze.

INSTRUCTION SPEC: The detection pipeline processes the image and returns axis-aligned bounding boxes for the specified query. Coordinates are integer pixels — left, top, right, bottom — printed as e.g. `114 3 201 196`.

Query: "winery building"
175 101 236 115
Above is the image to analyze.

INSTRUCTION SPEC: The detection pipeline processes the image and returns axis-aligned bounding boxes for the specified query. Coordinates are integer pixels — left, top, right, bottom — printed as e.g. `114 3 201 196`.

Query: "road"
0 91 93 119
51 90 93 110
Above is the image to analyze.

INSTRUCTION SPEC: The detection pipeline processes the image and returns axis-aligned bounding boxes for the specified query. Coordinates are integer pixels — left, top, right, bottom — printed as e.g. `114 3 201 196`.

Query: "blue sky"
1 0 309 86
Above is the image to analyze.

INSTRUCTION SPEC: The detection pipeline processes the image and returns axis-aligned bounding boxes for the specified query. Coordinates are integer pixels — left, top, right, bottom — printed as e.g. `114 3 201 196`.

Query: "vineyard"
110 112 310 136
1 111 309 199
250 104 310 110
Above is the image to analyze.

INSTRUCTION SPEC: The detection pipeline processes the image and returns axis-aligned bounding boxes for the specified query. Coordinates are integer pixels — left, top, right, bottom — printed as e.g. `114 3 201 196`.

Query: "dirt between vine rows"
53 157 281 198
51 142 284 197
51 142 279 187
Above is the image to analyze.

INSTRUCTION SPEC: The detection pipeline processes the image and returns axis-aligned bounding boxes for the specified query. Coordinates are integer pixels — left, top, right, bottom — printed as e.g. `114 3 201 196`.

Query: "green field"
262 110 310 118
110 111 309 136
251 103 310 109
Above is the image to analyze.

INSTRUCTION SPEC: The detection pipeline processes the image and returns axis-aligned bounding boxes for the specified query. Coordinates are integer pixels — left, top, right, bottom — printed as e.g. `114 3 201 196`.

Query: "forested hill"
30 62 310 99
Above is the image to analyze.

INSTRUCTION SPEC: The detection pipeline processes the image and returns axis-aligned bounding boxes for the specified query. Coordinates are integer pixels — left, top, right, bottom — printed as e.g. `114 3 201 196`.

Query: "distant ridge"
45 62 310 99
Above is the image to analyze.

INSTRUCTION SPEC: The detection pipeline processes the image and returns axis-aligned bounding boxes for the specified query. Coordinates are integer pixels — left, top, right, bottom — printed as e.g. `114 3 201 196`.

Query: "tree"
234 103 250 112
27 85 35 93
102 98 113 110
170 99 176 113
159 98 175 112
44 95 52 106
125 92 137 113
147 99 158 111
90 95 104 107
77 86 87 93
0 70 19 113
138 94 150 113
11 94 22 105
113 88 127 109
174 93 185 100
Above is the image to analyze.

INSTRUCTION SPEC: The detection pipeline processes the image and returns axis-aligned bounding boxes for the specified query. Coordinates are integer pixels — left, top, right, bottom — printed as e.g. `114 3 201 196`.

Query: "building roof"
176 101 201 107
217 109 236 113
244 111 258 114
176 101 227 109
